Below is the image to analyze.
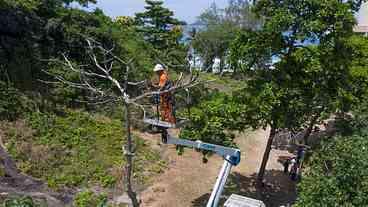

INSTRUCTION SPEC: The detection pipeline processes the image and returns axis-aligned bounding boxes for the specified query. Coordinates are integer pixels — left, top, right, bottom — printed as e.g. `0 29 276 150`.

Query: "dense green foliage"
180 92 238 151
295 93 368 206
228 0 368 182
1 0 106 86
296 134 368 206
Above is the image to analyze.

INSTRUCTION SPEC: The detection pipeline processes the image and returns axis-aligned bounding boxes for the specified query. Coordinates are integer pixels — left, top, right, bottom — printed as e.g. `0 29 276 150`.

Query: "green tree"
296 40 368 204
180 91 238 160
135 0 188 70
192 22 237 72
225 0 262 29
135 0 185 50
192 1 261 72
230 0 367 183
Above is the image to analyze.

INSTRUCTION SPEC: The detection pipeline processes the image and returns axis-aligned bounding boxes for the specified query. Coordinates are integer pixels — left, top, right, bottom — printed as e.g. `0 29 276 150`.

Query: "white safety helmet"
153 64 164 72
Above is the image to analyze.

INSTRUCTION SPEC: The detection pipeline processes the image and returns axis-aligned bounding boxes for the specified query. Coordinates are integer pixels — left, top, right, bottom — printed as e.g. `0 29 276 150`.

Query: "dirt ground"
138 128 297 207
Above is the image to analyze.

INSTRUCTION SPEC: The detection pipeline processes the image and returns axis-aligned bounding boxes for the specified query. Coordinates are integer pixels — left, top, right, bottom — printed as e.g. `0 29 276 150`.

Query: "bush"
179 92 237 159
74 191 107 207
0 82 31 121
295 134 368 206
2 196 44 207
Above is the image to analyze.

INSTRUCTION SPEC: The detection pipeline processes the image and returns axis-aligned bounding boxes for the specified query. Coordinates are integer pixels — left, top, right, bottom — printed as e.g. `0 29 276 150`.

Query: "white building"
355 2 368 35
188 55 204 71
212 57 221 74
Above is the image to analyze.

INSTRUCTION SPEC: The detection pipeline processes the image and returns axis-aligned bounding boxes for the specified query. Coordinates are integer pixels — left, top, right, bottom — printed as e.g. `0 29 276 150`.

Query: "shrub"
295 135 368 206
180 92 237 160
2 196 44 207
73 191 107 207
0 82 31 121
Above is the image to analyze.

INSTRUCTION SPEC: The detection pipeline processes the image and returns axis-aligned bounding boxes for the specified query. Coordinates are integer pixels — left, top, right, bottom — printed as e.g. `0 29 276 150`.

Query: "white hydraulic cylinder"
207 156 233 207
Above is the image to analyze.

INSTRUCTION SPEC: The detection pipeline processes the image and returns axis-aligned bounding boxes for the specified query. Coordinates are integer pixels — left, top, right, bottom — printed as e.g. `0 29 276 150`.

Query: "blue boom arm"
163 133 241 166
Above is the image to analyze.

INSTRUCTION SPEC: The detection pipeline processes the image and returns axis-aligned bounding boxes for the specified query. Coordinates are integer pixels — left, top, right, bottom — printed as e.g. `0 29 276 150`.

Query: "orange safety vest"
158 71 176 124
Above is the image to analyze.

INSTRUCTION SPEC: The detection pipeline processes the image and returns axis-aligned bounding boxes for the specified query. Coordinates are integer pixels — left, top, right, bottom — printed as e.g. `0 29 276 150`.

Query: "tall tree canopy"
135 0 185 50
134 0 187 70
230 0 368 182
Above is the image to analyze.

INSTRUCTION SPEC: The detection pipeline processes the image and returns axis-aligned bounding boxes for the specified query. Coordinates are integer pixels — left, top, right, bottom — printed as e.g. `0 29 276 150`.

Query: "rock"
113 194 133 207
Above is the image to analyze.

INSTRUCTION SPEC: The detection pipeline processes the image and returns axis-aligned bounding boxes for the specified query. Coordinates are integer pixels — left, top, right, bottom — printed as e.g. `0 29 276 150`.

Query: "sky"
86 1 367 25
88 0 228 24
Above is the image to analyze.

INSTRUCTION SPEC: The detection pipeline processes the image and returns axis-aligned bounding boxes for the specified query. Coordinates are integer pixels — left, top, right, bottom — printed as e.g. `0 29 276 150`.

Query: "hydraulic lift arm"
161 131 241 207
164 133 241 166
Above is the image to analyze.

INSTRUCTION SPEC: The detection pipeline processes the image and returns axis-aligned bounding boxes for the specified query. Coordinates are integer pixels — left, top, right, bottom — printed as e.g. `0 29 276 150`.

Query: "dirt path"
139 129 297 207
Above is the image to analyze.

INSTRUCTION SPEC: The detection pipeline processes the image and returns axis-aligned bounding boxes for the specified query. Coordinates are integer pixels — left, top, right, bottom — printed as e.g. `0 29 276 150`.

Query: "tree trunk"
123 103 140 207
303 116 318 146
257 126 276 185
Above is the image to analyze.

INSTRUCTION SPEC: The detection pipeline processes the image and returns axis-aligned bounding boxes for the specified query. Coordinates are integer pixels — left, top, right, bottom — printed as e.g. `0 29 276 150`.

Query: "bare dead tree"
43 37 201 207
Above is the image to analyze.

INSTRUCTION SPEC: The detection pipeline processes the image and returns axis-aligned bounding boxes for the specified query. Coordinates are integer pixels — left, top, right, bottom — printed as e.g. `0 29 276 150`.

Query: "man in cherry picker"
152 64 176 124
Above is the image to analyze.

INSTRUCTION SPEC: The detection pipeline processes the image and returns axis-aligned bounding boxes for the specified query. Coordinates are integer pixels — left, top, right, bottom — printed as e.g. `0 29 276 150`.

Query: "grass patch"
73 190 107 207
2 110 166 190
199 72 245 93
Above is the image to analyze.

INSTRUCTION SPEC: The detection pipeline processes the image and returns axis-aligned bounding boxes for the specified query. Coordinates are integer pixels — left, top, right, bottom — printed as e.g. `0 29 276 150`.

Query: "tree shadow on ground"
192 170 297 207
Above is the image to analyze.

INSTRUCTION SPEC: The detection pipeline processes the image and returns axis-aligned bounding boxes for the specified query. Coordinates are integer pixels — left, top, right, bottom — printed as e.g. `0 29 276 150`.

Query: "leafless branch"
127 80 147 86
85 37 135 66
130 74 201 102
44 36 204 110
154 55 189 70
76 97 120 105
